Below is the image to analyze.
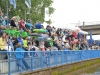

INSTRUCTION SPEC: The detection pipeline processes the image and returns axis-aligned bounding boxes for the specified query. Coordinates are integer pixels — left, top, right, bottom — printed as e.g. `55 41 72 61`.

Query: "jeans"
17 58 30 70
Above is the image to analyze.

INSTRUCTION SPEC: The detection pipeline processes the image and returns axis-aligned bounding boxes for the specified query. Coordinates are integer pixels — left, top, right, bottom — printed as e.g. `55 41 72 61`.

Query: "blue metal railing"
0 50 100 75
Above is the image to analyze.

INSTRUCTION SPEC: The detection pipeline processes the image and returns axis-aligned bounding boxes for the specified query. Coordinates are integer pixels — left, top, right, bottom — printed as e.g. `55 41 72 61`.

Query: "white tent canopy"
79 30 88 34
51 22 88 34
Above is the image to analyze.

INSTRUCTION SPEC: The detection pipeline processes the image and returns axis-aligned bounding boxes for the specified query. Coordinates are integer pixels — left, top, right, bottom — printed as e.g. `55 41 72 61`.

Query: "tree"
0 0 55 24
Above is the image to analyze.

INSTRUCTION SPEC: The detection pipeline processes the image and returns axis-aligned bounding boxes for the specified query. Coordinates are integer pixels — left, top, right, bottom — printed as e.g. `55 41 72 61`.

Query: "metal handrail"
0 50 100 75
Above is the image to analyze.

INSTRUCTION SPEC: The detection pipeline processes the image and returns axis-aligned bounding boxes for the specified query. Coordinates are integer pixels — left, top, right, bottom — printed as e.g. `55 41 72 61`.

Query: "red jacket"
20 20 25 28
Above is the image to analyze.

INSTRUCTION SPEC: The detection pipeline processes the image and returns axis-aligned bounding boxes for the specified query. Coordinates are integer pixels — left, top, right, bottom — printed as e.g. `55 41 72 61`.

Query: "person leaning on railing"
15 42 30 70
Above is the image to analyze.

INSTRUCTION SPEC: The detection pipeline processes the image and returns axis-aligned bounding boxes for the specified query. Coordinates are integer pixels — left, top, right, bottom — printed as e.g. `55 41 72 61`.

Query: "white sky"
51 0 100 25
50 0 100 40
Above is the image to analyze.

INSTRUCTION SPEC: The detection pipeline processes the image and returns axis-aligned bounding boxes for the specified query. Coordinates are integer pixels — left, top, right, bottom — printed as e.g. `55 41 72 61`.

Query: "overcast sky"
50 0 100 40
51 0 100 25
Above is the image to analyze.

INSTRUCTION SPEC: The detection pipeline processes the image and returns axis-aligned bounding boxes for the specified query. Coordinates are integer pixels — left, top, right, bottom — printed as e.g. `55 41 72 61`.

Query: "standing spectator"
15 43 30 70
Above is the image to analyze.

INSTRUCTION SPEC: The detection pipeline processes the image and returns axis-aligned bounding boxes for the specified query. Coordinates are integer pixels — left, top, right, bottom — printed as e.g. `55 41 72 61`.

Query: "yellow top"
0 38 5 50
23 40 28 48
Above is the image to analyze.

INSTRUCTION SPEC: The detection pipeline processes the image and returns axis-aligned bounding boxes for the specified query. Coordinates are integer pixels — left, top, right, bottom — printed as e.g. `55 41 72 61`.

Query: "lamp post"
25 10 30 22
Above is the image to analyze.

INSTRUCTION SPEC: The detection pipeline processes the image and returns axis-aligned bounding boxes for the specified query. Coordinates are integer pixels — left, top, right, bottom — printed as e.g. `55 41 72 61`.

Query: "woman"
0 33 8 59
0 33 7 50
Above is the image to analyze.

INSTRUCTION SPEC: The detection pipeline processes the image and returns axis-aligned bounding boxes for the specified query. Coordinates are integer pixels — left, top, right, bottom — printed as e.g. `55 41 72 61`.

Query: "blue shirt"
17 38 24 46
26 22 33 29
15 47 25 59
2 20 6 26
35 23 42 29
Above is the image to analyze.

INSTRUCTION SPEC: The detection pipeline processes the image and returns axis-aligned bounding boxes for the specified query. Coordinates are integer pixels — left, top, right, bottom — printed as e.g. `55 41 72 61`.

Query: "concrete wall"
15 58 100 75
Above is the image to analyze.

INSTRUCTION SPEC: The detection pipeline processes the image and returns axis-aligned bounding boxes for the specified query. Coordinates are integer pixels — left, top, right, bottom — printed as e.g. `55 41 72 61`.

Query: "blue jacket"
26 22 33 29
2 20 6 26
15 47 25 59
35 23 42 29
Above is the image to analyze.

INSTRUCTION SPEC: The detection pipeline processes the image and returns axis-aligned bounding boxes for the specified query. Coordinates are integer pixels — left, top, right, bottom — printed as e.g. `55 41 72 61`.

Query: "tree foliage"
0 0 55 24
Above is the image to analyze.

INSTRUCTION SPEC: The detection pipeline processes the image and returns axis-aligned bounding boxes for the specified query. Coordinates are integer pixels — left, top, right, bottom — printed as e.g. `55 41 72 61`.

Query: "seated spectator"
0 33 7 50
44 39 51 50
31 38 39 50
2 20 7 26
71 37 78 45
72 31 77 38
78 41 83 50
64 39 70 50
24 42 36 57
39 40 46 55
0 33 8 59
15 43 30 70
19 18 25 30
0 12 6 29
10 17 17 27
72 44 78 50
13 35 18 50
23 37 28 48
17 36 24 46
4 15 10 25
25 19 33 30
0 27 3 37
35 21 42 29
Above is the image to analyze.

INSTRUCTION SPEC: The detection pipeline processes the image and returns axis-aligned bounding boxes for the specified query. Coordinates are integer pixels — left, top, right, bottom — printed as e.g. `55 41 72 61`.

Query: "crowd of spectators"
1 11 100 70
0 11 99 58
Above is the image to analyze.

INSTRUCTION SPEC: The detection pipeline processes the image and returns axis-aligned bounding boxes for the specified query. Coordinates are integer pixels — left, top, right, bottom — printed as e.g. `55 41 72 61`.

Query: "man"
15 43 30 70
25 19 33 30
35 21 42 29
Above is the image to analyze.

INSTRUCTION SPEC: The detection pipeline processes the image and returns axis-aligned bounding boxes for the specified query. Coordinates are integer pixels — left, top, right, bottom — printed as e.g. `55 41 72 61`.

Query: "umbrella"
37 34 48 41
29 33 41 37
40 34 48 39
33 29 47 33
22 32 28 38
37 37 46 41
